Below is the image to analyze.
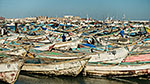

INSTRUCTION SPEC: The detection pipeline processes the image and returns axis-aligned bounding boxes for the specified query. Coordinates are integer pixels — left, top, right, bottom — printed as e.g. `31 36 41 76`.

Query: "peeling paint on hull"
83 63 150 77
0 58 24 84
22 57 90 77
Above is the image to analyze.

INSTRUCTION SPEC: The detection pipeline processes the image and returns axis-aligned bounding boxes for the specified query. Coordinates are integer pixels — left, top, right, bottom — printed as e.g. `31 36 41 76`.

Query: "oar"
21 45 35 58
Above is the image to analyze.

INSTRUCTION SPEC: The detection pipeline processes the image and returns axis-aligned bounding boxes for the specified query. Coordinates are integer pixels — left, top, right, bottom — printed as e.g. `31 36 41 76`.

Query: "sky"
0 0 150 20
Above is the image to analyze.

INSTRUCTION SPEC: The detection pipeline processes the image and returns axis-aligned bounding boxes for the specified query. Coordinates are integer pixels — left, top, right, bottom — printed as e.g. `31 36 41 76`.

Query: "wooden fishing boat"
26 35 47 40
53 39 82 50
4 48 26 56
37 34 79 44
0 56 24 84
33 39 82 51
16 34 49 43
129 43 150 55
88 46 133 63
0 47 26 56
93 27 120 37
0 34 19 44
21 56 90 76
30 49 89 60
33 43 54 51
122 53 150 63
83 62 150 77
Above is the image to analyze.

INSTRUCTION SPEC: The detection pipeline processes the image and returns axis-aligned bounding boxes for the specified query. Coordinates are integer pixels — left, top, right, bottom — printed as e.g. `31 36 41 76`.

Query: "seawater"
13 75 150 84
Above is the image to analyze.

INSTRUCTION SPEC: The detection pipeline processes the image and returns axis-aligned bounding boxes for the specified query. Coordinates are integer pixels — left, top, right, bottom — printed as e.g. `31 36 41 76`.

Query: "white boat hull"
89 47 129 63
83 63 150 77
22 57 90 76
0 58 23 84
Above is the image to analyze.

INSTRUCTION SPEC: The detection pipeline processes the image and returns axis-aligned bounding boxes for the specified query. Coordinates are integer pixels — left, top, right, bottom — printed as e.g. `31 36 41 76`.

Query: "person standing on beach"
62 34 66 42
120 28 125 38
0 27 4 37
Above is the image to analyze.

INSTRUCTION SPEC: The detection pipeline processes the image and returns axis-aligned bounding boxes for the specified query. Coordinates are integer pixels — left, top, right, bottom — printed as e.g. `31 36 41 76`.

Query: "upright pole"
129 25 131 44
15 23 19 33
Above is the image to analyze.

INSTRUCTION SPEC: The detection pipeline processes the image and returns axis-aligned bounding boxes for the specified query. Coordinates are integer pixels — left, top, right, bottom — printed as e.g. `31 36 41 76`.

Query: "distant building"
64 15 81 20
25 17 37 23
64 15 74 19
0 17 5 23
0 17 5 27
37 16 48 21
74 16 80 19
